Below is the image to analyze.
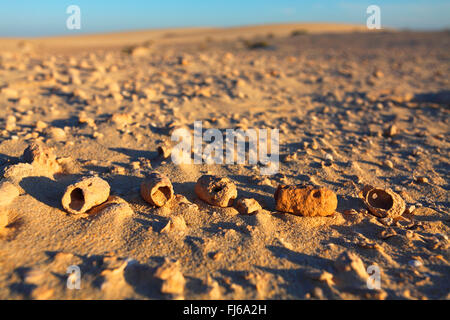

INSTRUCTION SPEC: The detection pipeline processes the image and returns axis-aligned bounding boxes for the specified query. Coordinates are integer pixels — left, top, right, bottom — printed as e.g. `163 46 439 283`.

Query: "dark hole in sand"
313 190 321 198
69 188 85 211
368 190 393 210
213 186 223 193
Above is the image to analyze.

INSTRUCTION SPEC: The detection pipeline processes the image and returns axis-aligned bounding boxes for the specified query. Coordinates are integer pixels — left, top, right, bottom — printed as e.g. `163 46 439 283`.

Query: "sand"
0 23 449 300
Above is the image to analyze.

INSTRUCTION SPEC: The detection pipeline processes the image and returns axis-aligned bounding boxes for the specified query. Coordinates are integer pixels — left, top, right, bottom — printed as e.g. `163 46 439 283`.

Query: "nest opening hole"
368 190 393 210
213 186 223 193
313 190 321 198
152 186 172 204
69 188 85 211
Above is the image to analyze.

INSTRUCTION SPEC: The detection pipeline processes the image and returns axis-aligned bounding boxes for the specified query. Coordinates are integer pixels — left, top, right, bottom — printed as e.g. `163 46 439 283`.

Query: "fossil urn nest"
140 171 174 207
274 185 338 217
61 176 111 214
195 175 238 207
359 185 406 218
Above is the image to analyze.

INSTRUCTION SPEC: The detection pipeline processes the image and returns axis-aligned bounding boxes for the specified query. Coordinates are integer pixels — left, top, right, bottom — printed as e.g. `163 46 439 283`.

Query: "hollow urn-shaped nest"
359 185 405 218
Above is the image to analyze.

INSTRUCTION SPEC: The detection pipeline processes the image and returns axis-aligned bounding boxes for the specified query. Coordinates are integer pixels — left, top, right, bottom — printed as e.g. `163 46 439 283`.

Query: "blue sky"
0 0 449 37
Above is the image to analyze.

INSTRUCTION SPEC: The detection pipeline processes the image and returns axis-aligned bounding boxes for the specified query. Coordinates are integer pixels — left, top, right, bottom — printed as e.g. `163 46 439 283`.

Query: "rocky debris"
380 228 397 239
34 120 48 131
204 275 222 299
45 127 66 141
0 180 20 207
274 185 337 216
415 176 429 184
160 215 187 234
161 120 189 136
56 157 81 174
1 87 19 99
18 97 31 106
307 270 335 286
61 176 110 214
334 251 370 291
373 70 384 78
235 197 262 215
140 171 174 207
383 124 399 138
110 113 132 127
78 114 96 127
2 163 52 185
154 259 186 296
21 142 62 173
130 46 151 57
343 209 358 216
359 185 406 218
5 115 16 131
383 159 394 169
195 175 237 207
178 56 189 66
99 258 137 299
88 196 134 217
157 144 172 159
0 210 9 228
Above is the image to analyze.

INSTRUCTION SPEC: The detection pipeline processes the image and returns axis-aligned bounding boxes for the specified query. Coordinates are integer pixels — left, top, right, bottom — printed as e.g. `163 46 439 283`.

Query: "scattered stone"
31 286 54 300
110 113 132 127
161 215 187 234
0 210 10 228
195 175 237 207
0 181 20 207
111 92 123 102
157 144 172 159
22 142 62 173
140 171 174 207
130 161 140 170
1 87 19 99
380 228 397 239
334 251 369 290
274 185 337 216
343 209 358 216
130 46 150 57
46 127 66 141
142 88 157 100
383 159 394 169
308 270 335 286
154 259 185 296
404 205 416 215
107 82 120 93
284 153 298 162
56 157 81 174
204 275 222 299
383 124 399 137
379 217 394 226
325 153 334 162
3 163 52 185
93 131 104 139
61 176 110 214
373 70 384 78
5 115 16 131
235 198 262 215
415 176 429 184
178 56 189 66
78 114 95 127
88 196 134 216
34 120 48 131
408 259 423 268
18 97 31 106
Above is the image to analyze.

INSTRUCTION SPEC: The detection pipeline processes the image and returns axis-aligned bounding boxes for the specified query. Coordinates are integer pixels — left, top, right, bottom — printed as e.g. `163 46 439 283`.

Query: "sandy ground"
0 23 449 300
